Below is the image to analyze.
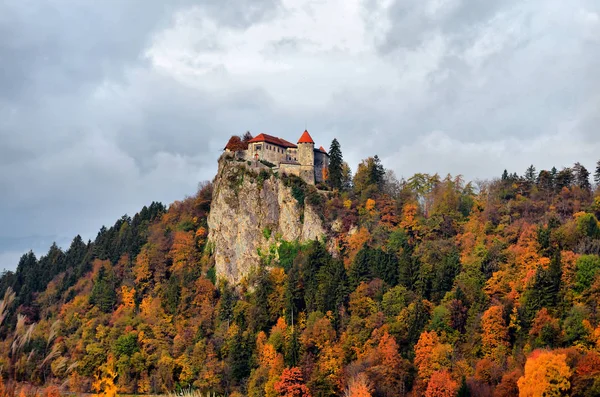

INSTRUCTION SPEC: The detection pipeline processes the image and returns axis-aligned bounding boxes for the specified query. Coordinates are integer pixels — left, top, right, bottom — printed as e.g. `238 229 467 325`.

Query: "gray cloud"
0 0 599 271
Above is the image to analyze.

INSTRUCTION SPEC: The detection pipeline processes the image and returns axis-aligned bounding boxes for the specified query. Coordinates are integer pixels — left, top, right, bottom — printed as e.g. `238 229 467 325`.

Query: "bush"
260 159 276 168
278 240 302 272
177 219 195 232
114 333 139 357
257 170 270 185
207 266 216 284
263 227 272 240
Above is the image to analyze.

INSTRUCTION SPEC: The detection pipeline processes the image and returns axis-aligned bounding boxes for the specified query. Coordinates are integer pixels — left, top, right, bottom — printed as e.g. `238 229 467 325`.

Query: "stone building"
225 130 329 185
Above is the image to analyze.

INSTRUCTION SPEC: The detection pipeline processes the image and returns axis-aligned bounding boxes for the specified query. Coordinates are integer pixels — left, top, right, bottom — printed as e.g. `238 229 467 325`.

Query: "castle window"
256 145 262 151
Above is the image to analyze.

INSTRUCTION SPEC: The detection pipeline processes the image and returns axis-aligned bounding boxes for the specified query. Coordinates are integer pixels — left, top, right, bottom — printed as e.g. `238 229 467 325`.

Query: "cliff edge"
207 156 326 283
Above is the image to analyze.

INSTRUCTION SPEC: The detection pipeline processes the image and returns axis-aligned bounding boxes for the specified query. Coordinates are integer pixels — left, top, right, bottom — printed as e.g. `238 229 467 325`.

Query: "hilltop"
1 136 600 397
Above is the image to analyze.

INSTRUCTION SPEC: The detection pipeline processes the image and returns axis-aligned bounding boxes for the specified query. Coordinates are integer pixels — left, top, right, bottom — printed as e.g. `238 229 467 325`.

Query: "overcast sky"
1 0 599 271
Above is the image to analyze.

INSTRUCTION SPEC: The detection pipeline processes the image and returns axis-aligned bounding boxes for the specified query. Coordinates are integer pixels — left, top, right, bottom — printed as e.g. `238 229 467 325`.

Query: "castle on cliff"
224 130 329 185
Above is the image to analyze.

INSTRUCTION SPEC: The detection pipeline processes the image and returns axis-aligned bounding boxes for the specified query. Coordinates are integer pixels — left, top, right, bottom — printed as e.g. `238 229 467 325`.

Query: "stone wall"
279 163 302 178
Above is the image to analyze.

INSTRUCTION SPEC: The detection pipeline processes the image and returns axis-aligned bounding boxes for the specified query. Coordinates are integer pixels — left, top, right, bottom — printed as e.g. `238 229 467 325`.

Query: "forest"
1 137 600 397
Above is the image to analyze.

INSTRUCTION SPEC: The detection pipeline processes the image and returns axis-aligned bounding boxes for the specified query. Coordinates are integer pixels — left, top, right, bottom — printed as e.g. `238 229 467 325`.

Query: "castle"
224 130 329 185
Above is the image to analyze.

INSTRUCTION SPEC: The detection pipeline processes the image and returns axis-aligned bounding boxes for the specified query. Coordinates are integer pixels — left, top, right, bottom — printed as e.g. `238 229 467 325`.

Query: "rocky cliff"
207 156 326 283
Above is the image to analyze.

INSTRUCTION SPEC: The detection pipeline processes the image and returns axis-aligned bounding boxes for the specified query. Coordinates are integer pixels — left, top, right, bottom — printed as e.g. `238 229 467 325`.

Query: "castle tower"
297 130 315 184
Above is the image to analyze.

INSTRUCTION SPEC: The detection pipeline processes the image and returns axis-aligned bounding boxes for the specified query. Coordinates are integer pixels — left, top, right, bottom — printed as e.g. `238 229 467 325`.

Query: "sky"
1 0 599 271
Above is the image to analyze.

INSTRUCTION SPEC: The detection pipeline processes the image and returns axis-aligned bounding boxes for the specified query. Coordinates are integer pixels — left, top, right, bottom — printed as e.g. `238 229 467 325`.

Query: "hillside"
1 146 600 397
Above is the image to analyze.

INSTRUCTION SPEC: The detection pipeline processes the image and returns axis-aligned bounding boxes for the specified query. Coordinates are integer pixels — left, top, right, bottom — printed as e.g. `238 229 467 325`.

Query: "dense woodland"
2 137 600 397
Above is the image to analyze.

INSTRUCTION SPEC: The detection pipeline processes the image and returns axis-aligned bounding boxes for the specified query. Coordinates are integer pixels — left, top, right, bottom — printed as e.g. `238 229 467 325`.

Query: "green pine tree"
573 162 591 191
327 138 344 190
525 164 536 184
371 155 386 188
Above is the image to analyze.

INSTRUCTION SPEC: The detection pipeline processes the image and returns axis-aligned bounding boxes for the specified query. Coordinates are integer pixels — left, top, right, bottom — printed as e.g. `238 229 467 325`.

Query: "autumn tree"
425 370 458 397
517 351 572 397
481 305 509 360
494 369 522 397
414 331 452 388
368 331 409 396
275 367 311 397
529 308 560 348
92 354 118 397
225 134 251 153
344 373 372 397
571 350 600 395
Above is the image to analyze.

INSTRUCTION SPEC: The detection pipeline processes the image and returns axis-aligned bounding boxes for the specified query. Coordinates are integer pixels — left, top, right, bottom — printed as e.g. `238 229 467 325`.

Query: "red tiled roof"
247 133 298 148
319 146 327 153
298 130 315 144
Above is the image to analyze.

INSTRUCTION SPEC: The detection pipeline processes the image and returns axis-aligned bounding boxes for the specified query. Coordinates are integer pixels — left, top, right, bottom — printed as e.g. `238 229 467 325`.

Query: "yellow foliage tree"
92 354 118 397
120 286 135 310
517 351 572 397
365 199 376 213
399 203 421 243
134 248 151 284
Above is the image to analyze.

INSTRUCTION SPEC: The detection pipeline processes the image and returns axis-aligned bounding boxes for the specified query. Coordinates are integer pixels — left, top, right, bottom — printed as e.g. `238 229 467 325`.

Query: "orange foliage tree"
275 367 311 397
424 370 458 397
344 373 372 397
480 305 509 360
414 331 452 387
368 331 407 395
344 228 371 267
169 230 196 271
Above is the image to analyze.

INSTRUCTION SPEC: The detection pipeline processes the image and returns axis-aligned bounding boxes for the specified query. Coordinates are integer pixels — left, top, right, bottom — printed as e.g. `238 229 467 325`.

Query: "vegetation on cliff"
1 146 600 396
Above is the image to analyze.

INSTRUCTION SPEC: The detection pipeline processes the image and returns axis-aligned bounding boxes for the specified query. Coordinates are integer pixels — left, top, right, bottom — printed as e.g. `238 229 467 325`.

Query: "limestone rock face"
207 157 326 284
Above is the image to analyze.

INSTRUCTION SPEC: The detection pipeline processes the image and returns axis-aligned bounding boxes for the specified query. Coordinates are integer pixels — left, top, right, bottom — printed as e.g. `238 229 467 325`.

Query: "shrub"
257 170 270 185
177 219 195 232
260 159 276 168
263 227 272 240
